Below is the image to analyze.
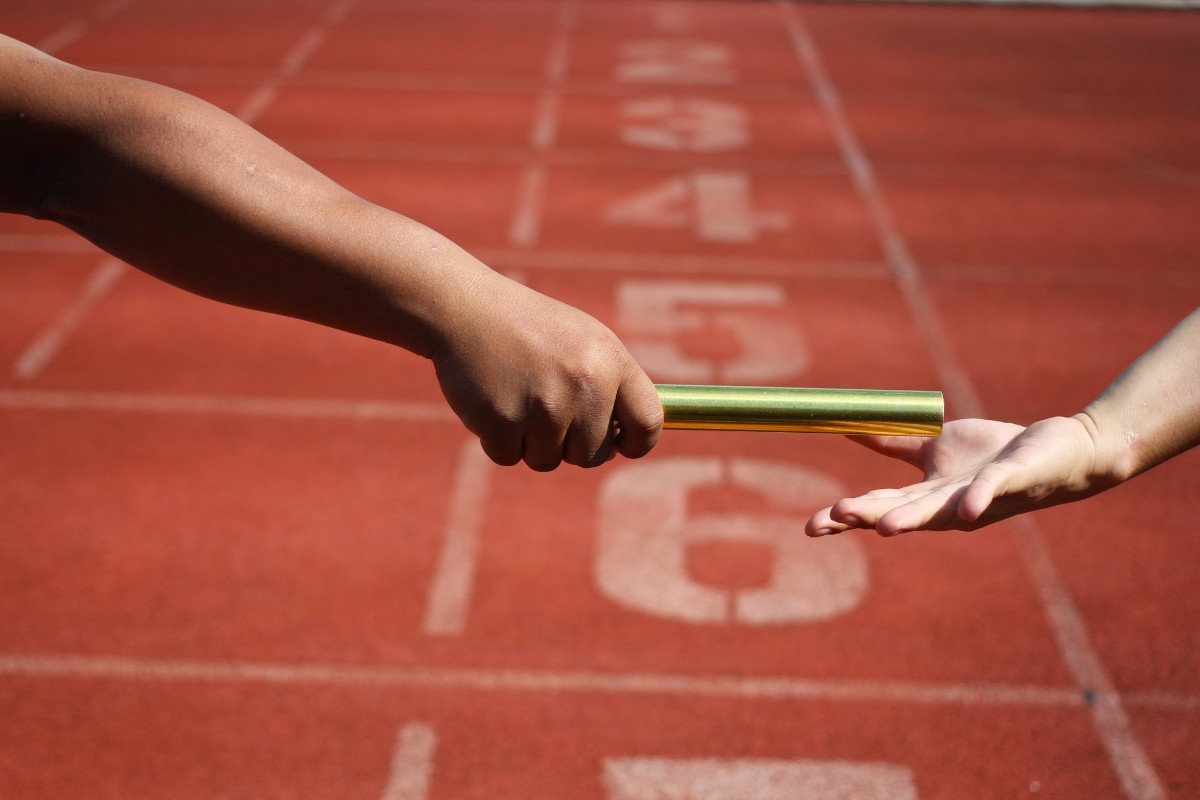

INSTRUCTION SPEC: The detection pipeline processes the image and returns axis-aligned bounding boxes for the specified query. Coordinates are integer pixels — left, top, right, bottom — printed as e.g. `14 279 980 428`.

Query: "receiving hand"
806 416 1103 536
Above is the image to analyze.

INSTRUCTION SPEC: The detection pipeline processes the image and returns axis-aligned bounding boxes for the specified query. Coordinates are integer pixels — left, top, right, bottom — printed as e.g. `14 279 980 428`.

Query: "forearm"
1077 308 1200 485
1 35 481 357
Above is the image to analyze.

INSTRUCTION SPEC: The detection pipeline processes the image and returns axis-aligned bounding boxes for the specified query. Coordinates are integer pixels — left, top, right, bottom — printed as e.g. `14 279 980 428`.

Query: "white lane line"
380 723 437 800
280 29 330 78
928 263 1200 289
236 85 282 125
0 237 885 279
1126 692 1200 712
0 653 1086 708
0 389 455 423
36 0 135 55
508 166 548 247
544 3 576 85
274 139 847 178
4 236 1191 287
780 5 1167 800
423 441 493 636
11 258 126 380
530 92 562 152
507 0 577 247
95 0 134 21
36 21 89 55
474 249 889 279
237 0 357 123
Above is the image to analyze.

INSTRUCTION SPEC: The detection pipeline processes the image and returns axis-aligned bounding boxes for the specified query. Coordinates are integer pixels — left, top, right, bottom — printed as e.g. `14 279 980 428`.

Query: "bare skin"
807 308 1200 536
0 34 662 470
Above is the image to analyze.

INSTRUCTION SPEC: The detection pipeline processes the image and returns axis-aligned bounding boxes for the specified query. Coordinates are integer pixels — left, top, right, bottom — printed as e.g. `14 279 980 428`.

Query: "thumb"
957 463 1012 521
612 367 663 459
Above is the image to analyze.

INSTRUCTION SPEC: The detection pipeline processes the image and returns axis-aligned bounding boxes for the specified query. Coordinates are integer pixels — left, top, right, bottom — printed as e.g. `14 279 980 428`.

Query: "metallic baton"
655 384 943 436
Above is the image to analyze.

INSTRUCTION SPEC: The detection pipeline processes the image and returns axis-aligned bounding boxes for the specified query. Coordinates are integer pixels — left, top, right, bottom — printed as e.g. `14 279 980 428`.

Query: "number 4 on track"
605 171 788 243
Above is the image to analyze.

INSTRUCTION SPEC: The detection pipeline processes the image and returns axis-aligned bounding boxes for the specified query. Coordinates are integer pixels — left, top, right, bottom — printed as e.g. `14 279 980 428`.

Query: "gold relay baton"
655 384 943 436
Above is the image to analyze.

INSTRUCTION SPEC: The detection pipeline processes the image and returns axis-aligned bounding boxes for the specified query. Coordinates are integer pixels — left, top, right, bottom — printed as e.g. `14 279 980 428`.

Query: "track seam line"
779 4 1167 799
0 653 1086 708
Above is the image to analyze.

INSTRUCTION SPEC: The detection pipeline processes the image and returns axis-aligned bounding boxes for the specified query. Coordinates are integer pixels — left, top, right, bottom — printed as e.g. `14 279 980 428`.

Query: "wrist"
1072 409 1138 489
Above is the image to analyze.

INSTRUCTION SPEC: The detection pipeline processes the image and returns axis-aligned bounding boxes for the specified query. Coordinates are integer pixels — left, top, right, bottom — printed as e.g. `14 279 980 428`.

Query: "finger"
828 485 939 527
521 416 572 472
832 480 965 533
805 506 854 537
957 462 1013 521
874 484 970 535
478 430 522 467
563 408 616 468
611 369 664 459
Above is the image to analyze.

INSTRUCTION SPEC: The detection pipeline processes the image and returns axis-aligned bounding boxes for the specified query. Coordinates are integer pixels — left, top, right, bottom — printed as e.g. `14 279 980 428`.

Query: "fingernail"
840 515 861 527
814 527 833 537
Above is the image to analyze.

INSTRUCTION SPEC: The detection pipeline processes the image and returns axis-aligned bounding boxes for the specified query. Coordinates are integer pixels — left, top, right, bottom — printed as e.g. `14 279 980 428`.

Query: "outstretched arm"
807 308 1200 536
0 34 662 469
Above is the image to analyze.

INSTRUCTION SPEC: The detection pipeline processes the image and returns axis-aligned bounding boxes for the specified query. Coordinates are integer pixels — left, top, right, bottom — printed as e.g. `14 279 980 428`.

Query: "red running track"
1 1 1199 798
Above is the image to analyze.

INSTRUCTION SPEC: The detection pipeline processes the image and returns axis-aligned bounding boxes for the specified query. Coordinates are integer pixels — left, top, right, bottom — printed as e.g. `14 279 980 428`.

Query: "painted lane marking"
508 0 577 247
379 723 437 800
474 250 887 280
0 653 1087 708
36 20 90 55
11 258 126 380
0 389 454 422
422 441 493 636
508 166 548 247
36 0 135 55
603 758 917 800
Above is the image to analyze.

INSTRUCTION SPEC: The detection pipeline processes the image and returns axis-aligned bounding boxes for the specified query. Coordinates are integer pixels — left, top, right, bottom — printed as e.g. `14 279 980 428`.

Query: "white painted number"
603 757 918 800
617 280 807 384
596 457 867 625
605 172 787 243
620 97 748 153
